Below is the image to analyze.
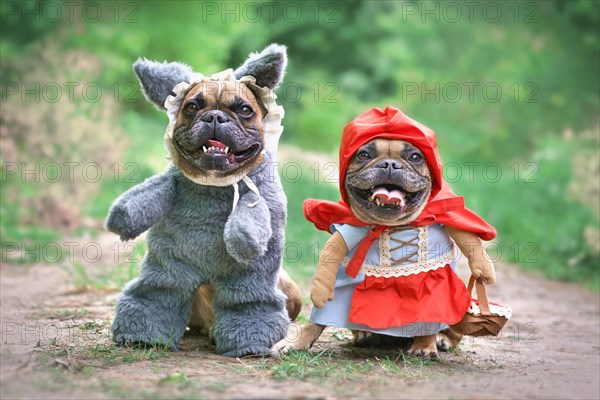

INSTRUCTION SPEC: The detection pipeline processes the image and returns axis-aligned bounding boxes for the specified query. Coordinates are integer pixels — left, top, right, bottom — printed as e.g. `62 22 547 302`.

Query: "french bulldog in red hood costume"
273 106 496 358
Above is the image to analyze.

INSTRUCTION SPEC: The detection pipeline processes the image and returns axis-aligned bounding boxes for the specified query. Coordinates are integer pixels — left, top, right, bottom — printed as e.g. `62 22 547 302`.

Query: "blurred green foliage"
1 0 598 288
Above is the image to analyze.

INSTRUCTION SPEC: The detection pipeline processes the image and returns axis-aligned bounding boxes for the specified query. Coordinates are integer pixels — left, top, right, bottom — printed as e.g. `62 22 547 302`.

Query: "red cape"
304 106 496 278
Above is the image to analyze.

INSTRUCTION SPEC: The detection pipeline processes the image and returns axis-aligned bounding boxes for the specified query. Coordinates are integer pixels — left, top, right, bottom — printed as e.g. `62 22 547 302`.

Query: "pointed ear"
133 58 194 110
233 44 287 89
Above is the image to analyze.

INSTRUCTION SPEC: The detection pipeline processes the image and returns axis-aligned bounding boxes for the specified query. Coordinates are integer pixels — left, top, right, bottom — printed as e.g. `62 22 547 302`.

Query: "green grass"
83 344 170 365
449 136 600 290
79 320 107 331
281 168 339 283
224 349 437 382
0 192 62 264
28 307 92 321
39 341 170 367
67 243 145 291
376 353 436 379
84 111 167 220
158 373 191 387
272 349 373 380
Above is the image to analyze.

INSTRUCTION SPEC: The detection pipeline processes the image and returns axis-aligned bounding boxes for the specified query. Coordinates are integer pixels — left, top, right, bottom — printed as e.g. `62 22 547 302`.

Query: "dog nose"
200 110 230 124
375 159 403 170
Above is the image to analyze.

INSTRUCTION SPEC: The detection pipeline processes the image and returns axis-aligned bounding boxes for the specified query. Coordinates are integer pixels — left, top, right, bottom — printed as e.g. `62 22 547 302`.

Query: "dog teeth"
203 144 229 155
375 198 381 206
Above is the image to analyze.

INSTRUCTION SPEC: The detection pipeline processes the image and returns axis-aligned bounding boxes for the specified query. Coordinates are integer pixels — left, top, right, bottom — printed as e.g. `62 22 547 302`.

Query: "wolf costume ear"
133 58 194 110
233 44 287 89
134 44 286 110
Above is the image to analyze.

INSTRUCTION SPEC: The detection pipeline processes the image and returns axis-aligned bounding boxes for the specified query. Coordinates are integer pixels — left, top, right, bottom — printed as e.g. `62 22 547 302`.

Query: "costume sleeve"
331 224 370 252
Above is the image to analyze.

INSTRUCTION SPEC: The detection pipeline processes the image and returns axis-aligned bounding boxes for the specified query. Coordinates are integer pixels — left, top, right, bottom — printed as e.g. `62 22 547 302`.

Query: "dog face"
132 44 288 183
171 81 267 181
344 138 432 226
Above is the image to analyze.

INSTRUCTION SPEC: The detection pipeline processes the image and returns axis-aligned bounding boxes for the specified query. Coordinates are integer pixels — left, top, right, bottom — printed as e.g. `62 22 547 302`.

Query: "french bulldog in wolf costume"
105 44 302 357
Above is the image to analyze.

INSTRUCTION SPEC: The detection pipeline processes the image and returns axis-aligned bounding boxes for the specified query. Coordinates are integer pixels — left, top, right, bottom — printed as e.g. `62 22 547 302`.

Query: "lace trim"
341 248 455 278
418 226 428 262
467 301 512 319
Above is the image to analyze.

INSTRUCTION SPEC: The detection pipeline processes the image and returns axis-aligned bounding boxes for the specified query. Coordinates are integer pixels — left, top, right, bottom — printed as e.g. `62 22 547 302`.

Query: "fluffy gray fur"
106 44 290 357
233 43 287 89
133 58 194 110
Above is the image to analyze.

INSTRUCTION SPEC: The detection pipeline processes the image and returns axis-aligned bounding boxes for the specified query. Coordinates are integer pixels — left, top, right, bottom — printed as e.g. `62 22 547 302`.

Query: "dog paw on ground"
406 336 439 360
270 337 295 357
436 327 464 352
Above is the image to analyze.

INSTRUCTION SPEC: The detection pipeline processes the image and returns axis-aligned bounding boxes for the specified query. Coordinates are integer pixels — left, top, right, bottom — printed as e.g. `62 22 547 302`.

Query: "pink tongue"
207 140 226 149
371 187 406 206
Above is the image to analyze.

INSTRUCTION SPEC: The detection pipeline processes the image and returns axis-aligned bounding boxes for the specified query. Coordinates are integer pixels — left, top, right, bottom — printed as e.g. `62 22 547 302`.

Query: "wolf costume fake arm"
103 60 193 240
105 170 177 241
221 44 287 265
224 192 273 265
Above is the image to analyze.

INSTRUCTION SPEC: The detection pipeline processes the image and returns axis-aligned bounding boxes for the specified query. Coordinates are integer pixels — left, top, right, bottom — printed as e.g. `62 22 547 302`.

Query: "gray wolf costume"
105 44 301 357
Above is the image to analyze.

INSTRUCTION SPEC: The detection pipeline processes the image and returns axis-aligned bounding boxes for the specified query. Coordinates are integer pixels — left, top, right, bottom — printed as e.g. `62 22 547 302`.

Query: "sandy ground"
1 241 598 400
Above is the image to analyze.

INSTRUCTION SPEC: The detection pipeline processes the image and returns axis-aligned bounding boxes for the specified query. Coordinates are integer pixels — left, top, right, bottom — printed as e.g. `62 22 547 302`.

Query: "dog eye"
356 151 371 161
409 152 423 163
238 105 254 117
184 102 199 114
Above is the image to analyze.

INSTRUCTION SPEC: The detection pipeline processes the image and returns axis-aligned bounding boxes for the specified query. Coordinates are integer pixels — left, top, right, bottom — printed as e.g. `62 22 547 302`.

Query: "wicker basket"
451 276 512 337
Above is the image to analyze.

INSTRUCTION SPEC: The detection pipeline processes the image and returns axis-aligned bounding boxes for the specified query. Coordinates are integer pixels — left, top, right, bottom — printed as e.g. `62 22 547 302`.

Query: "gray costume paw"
105 171 176 241
212 272 289 357
217 310 288 357
105 205 137 241
224 196 272 264
111 252 202 349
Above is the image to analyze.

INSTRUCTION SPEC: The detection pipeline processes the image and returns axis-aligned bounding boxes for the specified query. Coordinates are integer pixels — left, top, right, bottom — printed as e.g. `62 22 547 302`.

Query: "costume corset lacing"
341 225 456 278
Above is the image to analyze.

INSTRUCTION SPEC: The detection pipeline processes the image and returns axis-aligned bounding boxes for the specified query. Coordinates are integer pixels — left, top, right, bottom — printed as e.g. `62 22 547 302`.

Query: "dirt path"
1 243 598 400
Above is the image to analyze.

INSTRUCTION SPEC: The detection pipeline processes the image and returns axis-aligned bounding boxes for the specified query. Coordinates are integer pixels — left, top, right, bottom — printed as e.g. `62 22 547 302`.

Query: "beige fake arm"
445 226 496 284
310 231 348 308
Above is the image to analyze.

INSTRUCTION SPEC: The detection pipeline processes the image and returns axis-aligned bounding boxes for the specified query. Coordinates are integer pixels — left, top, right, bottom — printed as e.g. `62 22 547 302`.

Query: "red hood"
305 106 496 238
338 106 444 204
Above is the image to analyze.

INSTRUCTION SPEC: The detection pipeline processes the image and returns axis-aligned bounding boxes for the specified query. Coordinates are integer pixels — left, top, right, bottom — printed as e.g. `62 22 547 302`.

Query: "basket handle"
467 275 492 316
